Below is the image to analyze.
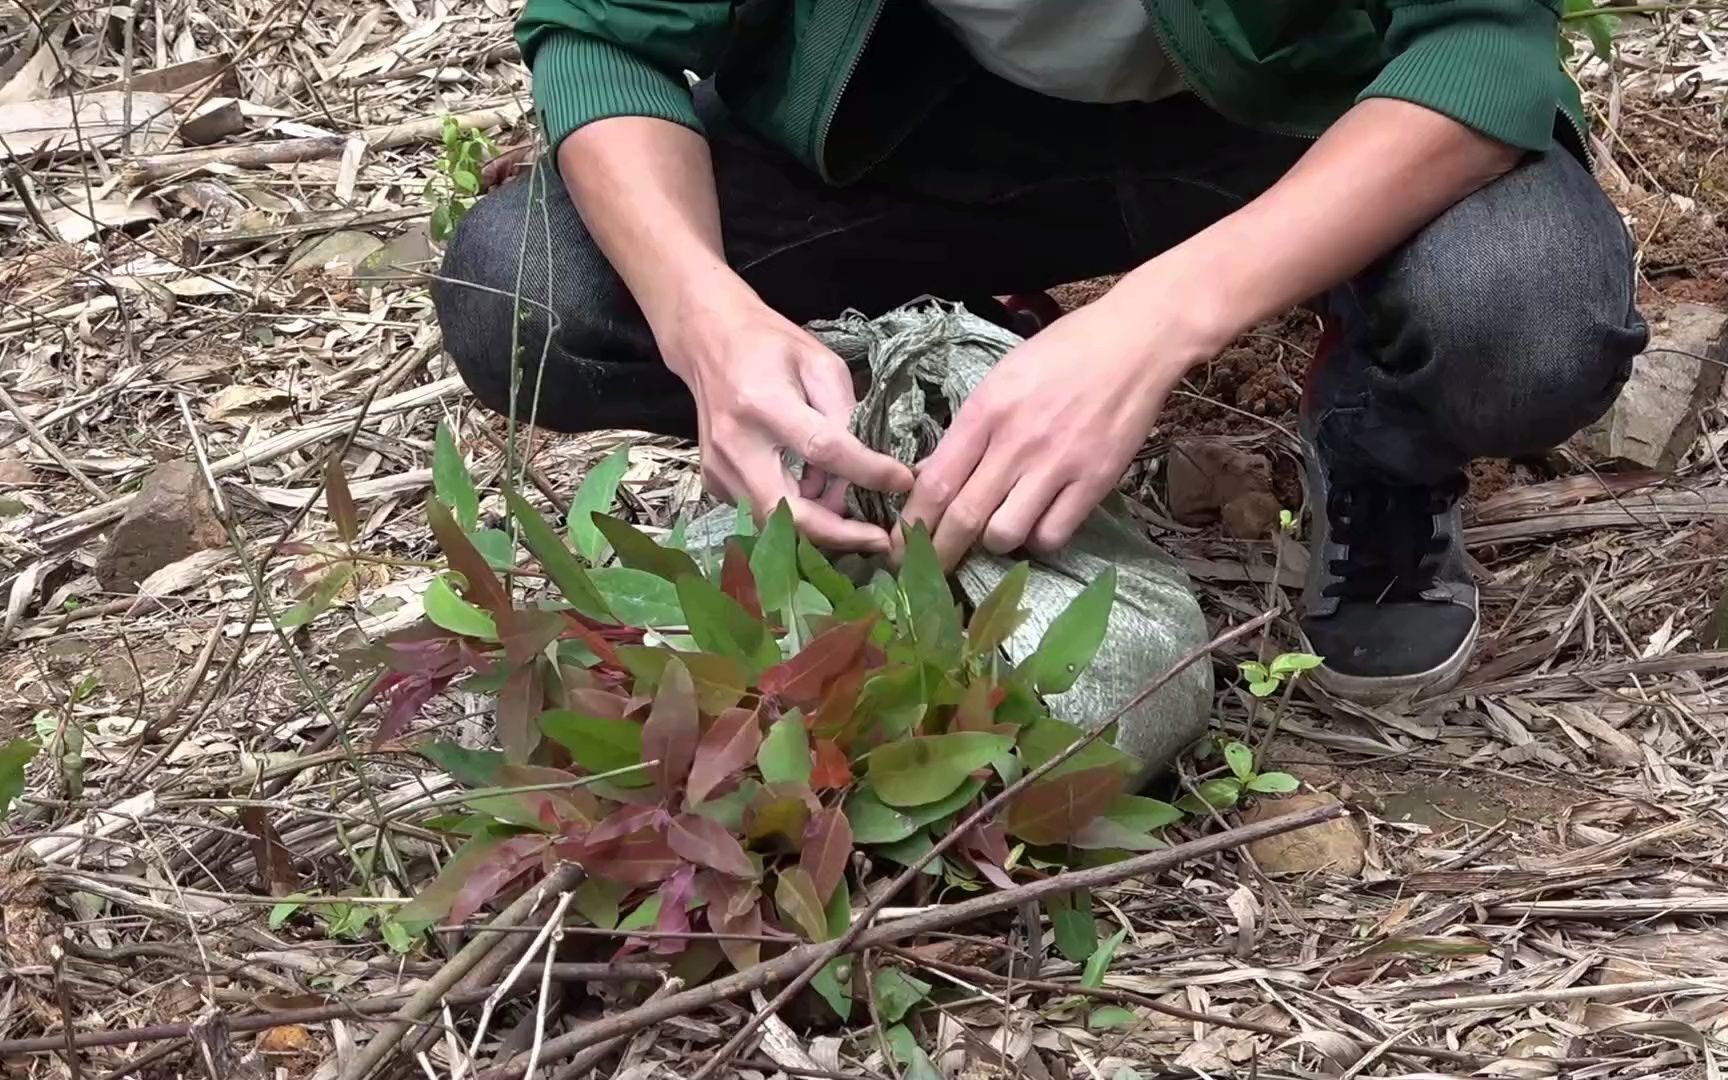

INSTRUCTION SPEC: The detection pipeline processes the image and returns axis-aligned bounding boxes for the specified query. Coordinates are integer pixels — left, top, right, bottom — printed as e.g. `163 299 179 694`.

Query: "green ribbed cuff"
1359 8 1565 152
529 31 702 157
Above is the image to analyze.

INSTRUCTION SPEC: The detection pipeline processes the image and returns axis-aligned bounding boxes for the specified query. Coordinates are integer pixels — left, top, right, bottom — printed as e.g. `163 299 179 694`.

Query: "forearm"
1106 98 1524 362
557 118 758 377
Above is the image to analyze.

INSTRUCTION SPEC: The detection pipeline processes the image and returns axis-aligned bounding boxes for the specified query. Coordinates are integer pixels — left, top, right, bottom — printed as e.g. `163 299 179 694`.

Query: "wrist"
652 270 766 383
1092 259 1239 381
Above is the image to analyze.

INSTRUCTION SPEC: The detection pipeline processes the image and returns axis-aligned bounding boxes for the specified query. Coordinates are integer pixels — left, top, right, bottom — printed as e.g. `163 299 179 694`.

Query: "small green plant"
0 737 38 823
1278 508 1297 535
426 117 497 241
1238 651 1322 698
1177 740 1300 815
1559 0 1620 62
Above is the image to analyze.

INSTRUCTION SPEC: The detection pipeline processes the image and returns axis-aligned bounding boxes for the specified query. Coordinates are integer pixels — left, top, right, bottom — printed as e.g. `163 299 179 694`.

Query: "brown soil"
1611 99 1728 295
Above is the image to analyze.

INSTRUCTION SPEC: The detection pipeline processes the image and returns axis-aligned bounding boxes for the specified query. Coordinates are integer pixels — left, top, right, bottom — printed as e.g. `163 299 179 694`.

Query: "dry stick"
889 948 1486 1069
0 962 660 1057
339 864 585 1080
1409 977 1728 1014
546 977 685 1080
112 618 224 782
688 609 1277 1080
475 763 1331 1080
0 383 106 499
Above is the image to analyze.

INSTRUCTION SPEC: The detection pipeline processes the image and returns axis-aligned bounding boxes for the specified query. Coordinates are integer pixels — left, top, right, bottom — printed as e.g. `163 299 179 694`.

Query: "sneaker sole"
1299 617 1479 706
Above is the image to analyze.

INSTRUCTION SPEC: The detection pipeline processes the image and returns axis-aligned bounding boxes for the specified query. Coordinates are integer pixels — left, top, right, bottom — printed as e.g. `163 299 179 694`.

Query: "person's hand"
667 300 913 552
895 296 1199 569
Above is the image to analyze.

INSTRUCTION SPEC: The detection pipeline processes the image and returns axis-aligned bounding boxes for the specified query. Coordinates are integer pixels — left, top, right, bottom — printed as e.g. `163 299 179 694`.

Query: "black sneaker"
1298 432 1479 703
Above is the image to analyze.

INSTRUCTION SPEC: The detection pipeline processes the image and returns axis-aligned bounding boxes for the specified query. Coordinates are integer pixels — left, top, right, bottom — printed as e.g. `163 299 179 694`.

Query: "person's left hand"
895 295 1197 569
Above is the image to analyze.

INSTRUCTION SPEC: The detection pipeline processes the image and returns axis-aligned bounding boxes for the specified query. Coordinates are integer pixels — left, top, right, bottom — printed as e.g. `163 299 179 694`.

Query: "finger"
795 357 857 512
798 464 828 502
1027 480 1110 554
741 452 889 555
981 472 1066 556
770 404 912 495
899 415 989 541
931 450 1018 571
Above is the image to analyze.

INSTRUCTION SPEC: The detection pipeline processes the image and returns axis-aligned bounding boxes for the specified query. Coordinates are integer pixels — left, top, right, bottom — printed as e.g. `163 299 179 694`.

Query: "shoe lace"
1323 476 1464 603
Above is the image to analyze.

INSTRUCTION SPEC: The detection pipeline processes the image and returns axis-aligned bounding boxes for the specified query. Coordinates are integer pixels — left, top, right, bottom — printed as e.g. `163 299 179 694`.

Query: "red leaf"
809 738 852 790
642 657 698 794
720 540 763 621
668 813 755 878
567 687 629 719
372 672 450 746
696 872 763 971
799 807 852 904
649 865 696 956
427 497 514 634
238 807 299 896
953 678 1009 733
1006 765 1127 846
492 764 599 829
449 835 548 924
809 668 865 743
758 615 878 709
961 820 1015 888
377 632 465 676
325 453 359 545
686 706 764 808
503 609 566 667
588 829 683 886
586 805 665 848
497 661 544 764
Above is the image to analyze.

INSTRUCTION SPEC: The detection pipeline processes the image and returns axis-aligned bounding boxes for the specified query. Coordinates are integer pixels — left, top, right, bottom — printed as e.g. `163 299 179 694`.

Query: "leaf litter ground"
3 5 1728 1080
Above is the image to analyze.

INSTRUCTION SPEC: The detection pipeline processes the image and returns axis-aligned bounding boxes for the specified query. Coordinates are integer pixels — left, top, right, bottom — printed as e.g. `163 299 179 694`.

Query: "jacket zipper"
814 0 887 183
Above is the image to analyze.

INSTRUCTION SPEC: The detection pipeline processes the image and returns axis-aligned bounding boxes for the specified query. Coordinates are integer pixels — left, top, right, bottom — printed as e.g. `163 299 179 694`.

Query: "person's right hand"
666 301 913 553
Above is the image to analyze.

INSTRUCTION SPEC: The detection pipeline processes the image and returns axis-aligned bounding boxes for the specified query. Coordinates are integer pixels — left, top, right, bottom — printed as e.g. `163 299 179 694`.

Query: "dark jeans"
433 75 1646 488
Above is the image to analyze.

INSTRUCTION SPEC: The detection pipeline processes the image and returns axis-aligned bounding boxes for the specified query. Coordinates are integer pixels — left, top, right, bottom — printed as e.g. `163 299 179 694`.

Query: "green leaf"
453 166 479 195
433 422 479 531
871 968 932 1024
774 866 829 942
380 919 414 953
280 562 356 630
423 575 498 640
1045 889 1097 963
571 877 625 929
1583 11 1618 59
429 203 454 242
866 732 1013 807
758 717 812 786
1248 679 1280 698
593 514 702 583
1238 661 1270 683
469 528 515 571
897 524 962 660
870 828 942 875
590 567 685 626
1082 927 1127 989
811 876 854 1018
1247 771 1301 794
1105 795 1184 832
798 539 856 608
505 488 612 621
1223 741 1255 782
1023 567 1116 694
267 898 303 929
618 895 661 933
1176 778 1242 815
677 574 776 672
845 776 984 844
539 710 648 786
749 500 798 617
1017 715 1136 780
1088 1006 1138 1031
886 1024 942 1080
1270 652 1324 677
419 742 506 787
967 562 1030 658
569 445 631 562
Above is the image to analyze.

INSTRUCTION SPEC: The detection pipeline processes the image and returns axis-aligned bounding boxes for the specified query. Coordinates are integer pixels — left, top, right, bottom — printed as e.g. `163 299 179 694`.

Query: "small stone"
1240 791 1365 877
1579 300 1726 471
95 461 227 593
0 451 34 486
1166 438 1273 524
1221 491 1282 539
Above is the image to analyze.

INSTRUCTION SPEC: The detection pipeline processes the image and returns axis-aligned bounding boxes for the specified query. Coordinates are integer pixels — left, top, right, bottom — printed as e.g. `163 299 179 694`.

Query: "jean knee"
1381 153 1647 457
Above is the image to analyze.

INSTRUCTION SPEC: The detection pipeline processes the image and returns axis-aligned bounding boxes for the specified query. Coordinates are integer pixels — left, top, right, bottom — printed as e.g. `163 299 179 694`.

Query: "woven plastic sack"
689 302 1211 778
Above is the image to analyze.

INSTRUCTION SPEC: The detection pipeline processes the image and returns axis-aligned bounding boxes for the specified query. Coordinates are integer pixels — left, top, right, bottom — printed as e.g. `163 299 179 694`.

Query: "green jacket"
517 1 1586 185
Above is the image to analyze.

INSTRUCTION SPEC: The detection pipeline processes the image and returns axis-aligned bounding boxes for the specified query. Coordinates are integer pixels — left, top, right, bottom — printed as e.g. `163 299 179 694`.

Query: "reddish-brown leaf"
774 866 829 942
566 687 629 719
497 661 544 764
809 668 866 744
720 539 763 620
961 819 1015 888
372 672 450 747
686 706 763 808
492 764 599 828
587 829 683 886
560 612 621 668
649 865 697 956
642 657 698 794
809 738 852 790
503 609 566 668
238 807 299 897
586 805 665 848
324 453 359 545
449 835 548 923
695 872 763 971
799 807 852 904
668 813 755 878
953 678 1009 733
1006 764 1127 846
427 497 514 633
758 615 878 709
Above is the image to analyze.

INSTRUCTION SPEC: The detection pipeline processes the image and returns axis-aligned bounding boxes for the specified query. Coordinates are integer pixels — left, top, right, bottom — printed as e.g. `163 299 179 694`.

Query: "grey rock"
95 461 227 592
1580 301 1726 471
